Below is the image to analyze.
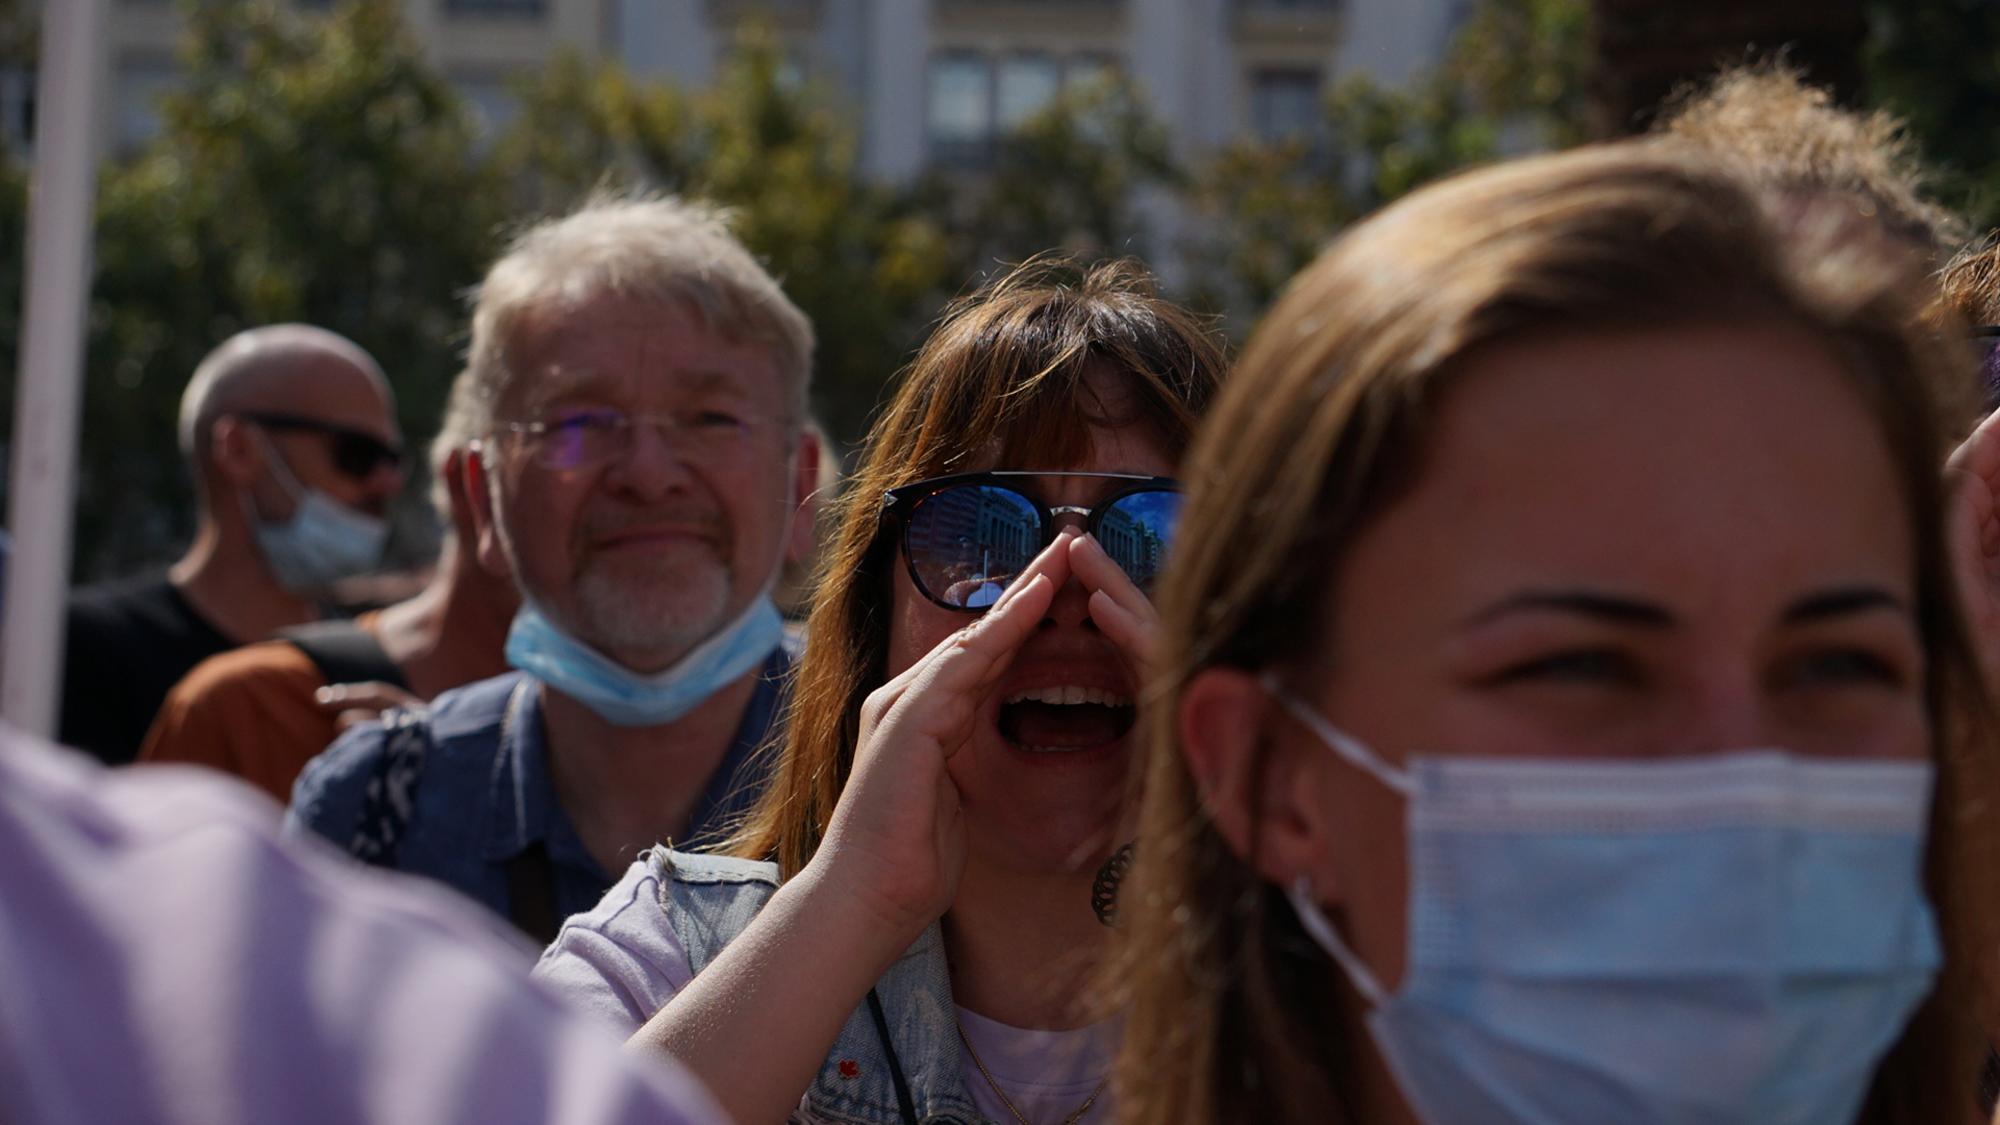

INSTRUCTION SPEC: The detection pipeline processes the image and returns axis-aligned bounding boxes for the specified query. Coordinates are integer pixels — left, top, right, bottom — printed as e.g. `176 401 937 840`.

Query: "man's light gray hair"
177 324 387 459
463 194 815 436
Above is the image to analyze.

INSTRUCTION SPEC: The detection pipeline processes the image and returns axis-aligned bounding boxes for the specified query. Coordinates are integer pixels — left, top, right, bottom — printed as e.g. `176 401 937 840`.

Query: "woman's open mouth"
996 686 1137 753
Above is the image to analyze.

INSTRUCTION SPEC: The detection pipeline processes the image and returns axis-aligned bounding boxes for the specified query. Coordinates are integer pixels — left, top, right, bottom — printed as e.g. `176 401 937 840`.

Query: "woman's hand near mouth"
816 532 1072 939
635 537 1067 1125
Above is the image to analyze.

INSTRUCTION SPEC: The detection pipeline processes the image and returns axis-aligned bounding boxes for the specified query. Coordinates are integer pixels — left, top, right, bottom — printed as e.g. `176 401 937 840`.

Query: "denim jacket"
658 850 986 1125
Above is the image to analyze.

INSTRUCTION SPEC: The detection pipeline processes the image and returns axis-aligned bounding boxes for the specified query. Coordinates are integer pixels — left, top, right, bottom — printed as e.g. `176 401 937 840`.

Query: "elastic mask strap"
1258 673 1417 797
1288 876 1389 1008
253 428 310 507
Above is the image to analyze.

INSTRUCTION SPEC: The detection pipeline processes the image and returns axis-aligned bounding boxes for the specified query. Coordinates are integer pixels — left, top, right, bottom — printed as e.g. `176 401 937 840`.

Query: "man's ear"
440 447 480 544
785 426 825 569
462 443 510 579
1180 667 1335 896
207 415 266 488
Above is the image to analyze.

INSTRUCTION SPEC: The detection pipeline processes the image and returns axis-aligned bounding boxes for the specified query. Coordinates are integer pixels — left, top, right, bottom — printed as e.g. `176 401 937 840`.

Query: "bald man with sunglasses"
59 324 406 766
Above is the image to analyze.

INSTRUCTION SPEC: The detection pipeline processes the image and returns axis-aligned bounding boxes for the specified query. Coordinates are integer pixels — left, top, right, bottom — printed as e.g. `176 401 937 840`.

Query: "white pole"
2 0 106 736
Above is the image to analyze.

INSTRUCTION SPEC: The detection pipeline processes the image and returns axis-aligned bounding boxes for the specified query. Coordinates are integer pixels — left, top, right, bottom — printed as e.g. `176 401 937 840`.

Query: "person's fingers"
1069 534 1159 665
333 707 382 733
1068 534 1149 613
314 681 422 716
892 573 1057 759
991 529 1076 614
1948 409 2000 500
1088 589 1156 667
863 535 1076 742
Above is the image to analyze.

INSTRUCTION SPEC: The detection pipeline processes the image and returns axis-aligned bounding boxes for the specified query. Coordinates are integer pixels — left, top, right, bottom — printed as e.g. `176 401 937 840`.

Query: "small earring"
1091 841 1135 927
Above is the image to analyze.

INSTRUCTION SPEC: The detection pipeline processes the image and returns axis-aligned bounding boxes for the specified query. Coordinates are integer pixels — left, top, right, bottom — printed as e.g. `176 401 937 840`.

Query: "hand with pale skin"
1068 530 1161 679
1946 408 2000 697
315 681 425 733
630 528 1161 1124
815 533 1072 933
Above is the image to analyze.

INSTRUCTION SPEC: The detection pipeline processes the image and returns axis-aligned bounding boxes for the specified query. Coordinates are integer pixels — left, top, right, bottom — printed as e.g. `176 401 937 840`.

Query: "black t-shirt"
60 576 237 766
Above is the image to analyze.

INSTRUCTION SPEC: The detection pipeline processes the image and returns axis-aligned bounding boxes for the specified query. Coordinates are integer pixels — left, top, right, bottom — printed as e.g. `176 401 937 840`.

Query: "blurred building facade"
63 0 619 158
626 0 1461 181
47 0 1459 175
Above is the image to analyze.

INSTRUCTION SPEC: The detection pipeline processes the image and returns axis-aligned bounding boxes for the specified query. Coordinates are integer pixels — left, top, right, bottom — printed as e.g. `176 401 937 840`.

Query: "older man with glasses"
59 324 405 766
286 195 819 946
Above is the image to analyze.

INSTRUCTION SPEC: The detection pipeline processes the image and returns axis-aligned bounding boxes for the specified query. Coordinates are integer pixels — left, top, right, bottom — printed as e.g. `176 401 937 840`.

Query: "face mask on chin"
504 593 784 727
1262 675 1941 1125
246 436 390 593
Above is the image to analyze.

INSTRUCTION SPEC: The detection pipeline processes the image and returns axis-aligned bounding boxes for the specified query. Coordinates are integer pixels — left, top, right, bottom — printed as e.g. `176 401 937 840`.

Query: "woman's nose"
1674 666 1770 753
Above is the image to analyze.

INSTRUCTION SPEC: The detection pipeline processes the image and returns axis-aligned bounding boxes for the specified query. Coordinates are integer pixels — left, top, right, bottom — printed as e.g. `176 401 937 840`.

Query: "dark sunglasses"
243 411 404 480
881 471 1182 612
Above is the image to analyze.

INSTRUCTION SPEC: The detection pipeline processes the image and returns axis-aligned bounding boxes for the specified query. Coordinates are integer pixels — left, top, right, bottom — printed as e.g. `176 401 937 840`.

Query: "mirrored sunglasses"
881 471 1182 612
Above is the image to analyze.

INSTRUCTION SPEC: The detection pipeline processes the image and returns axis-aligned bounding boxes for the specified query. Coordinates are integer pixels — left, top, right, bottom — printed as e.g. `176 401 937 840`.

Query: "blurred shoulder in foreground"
0 725 729 1125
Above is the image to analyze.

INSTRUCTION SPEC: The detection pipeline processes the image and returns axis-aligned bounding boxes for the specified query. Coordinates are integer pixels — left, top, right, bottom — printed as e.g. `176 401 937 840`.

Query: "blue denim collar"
477 677 602 881
479 649 792 865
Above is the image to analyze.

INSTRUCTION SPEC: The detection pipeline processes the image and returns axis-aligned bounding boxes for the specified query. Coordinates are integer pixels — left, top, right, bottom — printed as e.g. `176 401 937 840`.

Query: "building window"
1064 53 1119 93
442 0 545 16
1249 67 1321 141
928 50 1133 167
996 53 1061 130
927 52 992 165
455 77 521 141
116 61 179 152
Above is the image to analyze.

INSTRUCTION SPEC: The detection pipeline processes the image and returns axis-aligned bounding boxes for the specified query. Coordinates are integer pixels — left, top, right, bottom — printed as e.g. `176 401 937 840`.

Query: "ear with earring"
1091 841 1134 926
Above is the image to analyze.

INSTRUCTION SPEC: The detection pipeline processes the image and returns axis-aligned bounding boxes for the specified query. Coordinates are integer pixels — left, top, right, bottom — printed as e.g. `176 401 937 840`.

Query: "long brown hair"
1116 141 2000 1125
728 255 1228 877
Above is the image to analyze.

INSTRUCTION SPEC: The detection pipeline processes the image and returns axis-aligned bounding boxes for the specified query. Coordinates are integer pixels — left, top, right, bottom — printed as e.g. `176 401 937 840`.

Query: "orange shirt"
140 613 385 803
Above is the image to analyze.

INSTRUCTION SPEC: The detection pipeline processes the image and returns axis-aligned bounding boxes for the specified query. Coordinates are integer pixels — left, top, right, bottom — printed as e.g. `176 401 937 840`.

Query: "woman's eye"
1782 648 1903 689
1493 649 1640 687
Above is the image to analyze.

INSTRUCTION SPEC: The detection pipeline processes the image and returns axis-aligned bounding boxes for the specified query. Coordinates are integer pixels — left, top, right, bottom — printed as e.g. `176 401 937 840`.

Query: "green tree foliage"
935 75 1182 275
1185 0 1588 323
77 0 500 577
1865 0 2000 229
489 50 698 215
491 38 953 445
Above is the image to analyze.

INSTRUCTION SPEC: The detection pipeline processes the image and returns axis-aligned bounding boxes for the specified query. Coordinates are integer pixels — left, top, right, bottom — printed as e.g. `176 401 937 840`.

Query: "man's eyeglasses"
243 412 403 480
495 407 767 472
881 471 1182 612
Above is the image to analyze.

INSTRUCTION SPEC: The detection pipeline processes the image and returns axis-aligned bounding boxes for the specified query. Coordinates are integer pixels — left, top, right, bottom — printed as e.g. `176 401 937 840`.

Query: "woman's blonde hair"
728 254 1228 877
1116 141 1999 1125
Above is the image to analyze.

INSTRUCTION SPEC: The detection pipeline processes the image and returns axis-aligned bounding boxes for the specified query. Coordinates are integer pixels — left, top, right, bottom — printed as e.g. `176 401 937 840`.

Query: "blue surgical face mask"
1264 678 1941 1125
248 437 389 592
506 594 784 727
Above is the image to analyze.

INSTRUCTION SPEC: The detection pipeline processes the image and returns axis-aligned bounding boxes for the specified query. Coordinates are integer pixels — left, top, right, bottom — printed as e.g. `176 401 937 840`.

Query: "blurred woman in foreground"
1117 141 2000 1125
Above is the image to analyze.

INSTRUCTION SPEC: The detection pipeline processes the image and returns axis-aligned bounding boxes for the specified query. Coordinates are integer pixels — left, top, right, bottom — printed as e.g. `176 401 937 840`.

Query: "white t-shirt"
532 857 1116 1123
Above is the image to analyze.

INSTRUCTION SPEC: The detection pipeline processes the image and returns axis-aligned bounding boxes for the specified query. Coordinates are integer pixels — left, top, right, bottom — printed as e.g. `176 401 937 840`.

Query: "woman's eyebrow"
1782 586 1910 624
1462 589 1675 629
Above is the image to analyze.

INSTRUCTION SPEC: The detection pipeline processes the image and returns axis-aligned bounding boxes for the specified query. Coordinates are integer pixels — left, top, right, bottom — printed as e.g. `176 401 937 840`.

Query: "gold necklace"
956 1022 1106 1125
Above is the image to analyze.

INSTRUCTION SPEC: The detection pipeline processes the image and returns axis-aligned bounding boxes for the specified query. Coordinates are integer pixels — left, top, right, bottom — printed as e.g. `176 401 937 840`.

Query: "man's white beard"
569 556 733 673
